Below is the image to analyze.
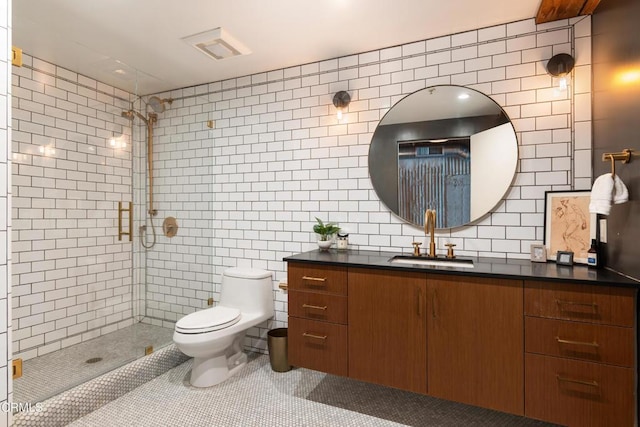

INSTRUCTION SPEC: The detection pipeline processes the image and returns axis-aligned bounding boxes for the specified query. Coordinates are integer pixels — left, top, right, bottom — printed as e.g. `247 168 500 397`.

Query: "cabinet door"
524 280 635 327
427 275 524 415
525 316 635 367
348 268 427 394
288 290 348 324
288 263 347 295
288 317 348 376
525 353 634 427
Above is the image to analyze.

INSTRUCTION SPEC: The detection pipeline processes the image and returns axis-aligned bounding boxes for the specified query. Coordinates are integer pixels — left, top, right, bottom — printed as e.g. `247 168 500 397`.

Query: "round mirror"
369 85 518 229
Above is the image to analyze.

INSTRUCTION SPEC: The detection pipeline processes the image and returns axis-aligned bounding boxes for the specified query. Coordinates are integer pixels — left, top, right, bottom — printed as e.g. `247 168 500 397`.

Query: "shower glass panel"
11 60 173 405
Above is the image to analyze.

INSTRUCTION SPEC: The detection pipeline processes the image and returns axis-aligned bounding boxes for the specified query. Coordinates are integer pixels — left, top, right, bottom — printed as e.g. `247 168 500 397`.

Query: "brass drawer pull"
556 375 599 388
301 276 327 284
302 304 328 311
556 337 599 348
302 332 327 340
556 299 598 311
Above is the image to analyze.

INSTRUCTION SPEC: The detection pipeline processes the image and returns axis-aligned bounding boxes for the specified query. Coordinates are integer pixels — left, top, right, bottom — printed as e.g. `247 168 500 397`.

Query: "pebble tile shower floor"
14 323 174 404
13 344 189 427
69 355 559 427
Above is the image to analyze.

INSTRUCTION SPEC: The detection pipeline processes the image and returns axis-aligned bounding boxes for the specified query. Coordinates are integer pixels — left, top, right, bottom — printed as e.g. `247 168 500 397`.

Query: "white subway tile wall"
143 18 592 352
8 17 592 361
2 1 12 424
11 53 134 361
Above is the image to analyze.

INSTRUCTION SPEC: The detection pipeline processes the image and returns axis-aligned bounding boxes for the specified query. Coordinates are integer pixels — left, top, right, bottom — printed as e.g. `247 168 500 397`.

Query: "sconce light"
332 91 351 120
546 53 575 91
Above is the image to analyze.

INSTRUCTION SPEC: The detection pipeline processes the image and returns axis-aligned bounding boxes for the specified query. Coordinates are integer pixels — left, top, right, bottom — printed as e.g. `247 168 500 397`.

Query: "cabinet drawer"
288 290 347 324
525 316 634 367
288 263 347 295
288 317 347 376
525 353 634 427
524 281 635 327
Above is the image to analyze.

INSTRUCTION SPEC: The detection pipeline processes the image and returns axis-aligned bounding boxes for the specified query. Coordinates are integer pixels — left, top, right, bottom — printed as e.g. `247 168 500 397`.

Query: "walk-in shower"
12 87 176 406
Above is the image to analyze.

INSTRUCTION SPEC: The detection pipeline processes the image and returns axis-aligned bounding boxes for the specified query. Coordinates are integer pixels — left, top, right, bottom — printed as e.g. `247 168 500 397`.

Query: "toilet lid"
175 306 241 334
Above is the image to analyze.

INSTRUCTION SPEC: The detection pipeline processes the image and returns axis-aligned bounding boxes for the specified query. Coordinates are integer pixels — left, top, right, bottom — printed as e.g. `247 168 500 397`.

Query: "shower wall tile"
143 18 592 353
2 1 11 424
11 54 134 362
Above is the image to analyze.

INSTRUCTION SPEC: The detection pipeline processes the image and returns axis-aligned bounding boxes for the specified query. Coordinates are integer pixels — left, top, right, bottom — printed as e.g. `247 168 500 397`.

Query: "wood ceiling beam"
536 0 602 24
580 0 601 14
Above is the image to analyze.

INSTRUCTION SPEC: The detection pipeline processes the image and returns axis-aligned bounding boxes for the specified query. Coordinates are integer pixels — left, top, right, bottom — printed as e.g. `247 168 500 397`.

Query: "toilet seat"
175 306 241 334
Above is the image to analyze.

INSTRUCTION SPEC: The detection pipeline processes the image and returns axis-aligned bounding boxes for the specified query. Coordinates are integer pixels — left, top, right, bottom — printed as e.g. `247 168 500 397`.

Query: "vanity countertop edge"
283 249 640 288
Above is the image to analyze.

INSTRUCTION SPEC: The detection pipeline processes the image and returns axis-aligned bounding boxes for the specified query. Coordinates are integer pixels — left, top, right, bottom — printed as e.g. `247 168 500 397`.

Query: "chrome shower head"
148 96 173 113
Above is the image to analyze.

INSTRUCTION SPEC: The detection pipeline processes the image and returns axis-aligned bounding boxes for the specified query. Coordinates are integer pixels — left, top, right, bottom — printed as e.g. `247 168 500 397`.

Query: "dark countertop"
284 249 640 288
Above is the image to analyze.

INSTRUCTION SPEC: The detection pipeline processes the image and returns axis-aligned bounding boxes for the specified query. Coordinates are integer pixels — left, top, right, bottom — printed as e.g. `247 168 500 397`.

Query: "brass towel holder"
118 201 133 241
602 149 634 178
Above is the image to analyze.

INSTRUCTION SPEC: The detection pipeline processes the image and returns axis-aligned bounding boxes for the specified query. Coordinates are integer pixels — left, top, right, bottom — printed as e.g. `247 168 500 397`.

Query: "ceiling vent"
182 27 251 60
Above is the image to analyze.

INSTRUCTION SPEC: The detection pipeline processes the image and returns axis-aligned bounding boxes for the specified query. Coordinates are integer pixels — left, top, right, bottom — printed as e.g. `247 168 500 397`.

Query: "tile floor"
14 323 174 404
13 344 188 427
69 355 558 427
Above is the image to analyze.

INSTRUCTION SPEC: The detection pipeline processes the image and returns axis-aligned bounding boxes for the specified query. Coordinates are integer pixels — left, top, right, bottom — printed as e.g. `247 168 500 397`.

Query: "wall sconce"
332 91 351 120
546 53 575 91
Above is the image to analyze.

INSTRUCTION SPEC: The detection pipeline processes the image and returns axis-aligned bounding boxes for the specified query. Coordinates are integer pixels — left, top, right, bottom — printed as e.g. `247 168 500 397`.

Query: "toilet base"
189 352 247 387
188 336 248 388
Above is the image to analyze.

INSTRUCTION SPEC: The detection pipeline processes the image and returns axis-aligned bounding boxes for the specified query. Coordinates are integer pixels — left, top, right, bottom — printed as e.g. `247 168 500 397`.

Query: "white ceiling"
381 86 502 125
13 0 541 96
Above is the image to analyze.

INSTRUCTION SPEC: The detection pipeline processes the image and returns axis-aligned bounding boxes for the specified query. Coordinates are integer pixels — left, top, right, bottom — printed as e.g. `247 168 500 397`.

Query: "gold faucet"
424 209 436 258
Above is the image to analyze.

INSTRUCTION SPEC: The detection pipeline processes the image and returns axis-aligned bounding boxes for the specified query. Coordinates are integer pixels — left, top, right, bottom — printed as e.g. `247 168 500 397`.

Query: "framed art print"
555 251 574 266
530 244 547 263
543 190 594 264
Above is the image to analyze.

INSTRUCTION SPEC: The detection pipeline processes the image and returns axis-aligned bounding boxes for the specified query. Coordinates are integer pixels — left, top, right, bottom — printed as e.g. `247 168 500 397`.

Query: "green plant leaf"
312 217 340 240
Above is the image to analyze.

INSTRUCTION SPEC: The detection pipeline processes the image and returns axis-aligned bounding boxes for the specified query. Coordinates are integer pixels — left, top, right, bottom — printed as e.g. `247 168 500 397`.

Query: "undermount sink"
389 255 475 269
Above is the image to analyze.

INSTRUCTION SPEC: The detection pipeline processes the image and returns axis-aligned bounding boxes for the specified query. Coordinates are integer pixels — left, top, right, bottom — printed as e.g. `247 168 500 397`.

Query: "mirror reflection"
369 85 518 229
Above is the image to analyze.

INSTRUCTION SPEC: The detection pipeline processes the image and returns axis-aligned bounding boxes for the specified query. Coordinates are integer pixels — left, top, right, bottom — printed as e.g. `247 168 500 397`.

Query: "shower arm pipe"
132 110 148 124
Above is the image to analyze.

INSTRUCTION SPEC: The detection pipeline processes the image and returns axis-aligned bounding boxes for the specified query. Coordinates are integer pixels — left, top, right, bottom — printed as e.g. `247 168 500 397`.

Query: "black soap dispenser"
587 239 600 269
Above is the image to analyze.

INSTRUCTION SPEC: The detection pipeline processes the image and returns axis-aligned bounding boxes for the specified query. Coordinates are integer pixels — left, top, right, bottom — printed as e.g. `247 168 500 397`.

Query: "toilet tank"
220 267 274 315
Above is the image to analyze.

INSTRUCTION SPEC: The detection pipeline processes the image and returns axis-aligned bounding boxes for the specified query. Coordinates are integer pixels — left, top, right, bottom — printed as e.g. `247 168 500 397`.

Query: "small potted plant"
313 217 340 250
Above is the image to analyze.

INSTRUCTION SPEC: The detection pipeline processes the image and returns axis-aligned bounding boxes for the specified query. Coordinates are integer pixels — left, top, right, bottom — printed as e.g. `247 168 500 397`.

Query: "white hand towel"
589 173 615 215
613 174 629 204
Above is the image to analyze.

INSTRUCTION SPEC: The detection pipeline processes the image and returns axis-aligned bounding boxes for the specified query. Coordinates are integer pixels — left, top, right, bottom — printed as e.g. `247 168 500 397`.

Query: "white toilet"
173 267 274 387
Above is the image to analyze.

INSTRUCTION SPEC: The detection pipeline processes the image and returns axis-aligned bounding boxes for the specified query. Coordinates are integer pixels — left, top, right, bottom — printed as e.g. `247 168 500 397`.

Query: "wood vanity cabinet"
524 280 636 427
347 268 427 394
426 275 524 415
287 263 348 376
286 259 638 426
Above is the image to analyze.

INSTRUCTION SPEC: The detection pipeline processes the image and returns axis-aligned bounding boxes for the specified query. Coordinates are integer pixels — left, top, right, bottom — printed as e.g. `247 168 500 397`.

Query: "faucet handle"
412 242 422 256
445 243 456 259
